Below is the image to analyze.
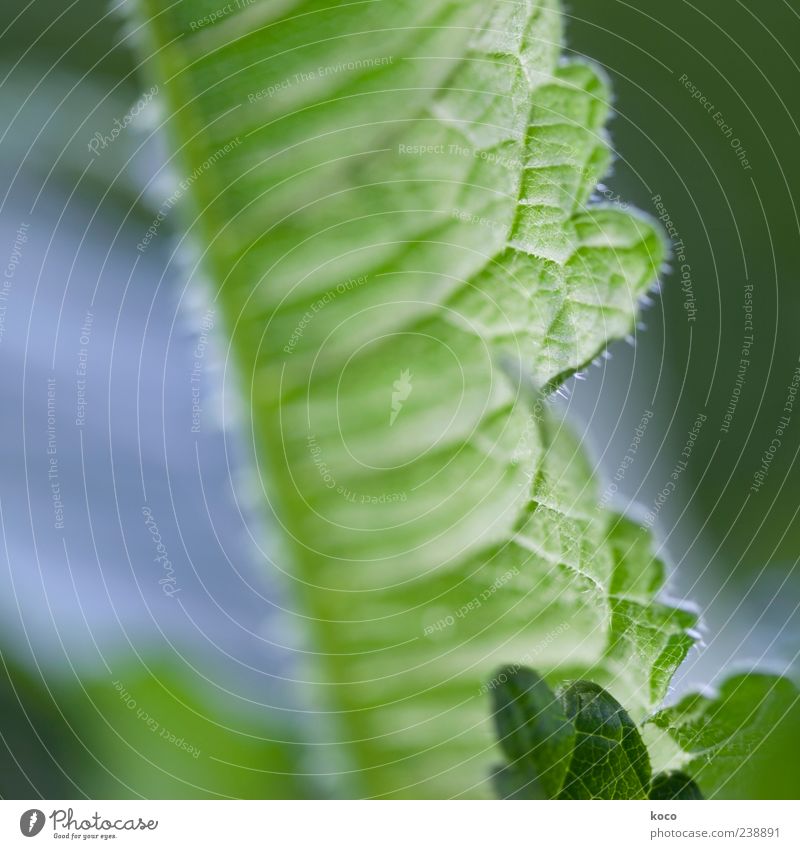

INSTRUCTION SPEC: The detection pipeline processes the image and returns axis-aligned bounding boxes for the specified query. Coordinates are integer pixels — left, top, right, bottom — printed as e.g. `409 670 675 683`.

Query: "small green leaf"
650 771 704 800
490 666 575 798
559 681 651 799
489 670 660 799
650 674 800 799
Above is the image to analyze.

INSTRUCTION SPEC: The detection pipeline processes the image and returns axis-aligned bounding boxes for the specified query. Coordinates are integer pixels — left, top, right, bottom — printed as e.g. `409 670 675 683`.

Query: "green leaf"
649 674 800 800
649 771 704 800
127 0 699 797
558 680 651 799
0 655 307 799
489 668 667 800
490 666 575 799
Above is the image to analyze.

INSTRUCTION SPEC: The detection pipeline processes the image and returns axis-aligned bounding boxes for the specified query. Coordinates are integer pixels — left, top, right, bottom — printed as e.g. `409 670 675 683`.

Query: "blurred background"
1 0 798 798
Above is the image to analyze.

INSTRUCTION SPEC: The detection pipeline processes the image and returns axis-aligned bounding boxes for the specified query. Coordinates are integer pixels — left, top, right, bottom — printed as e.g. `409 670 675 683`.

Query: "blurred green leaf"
1 653 308 799
490 666 574 799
